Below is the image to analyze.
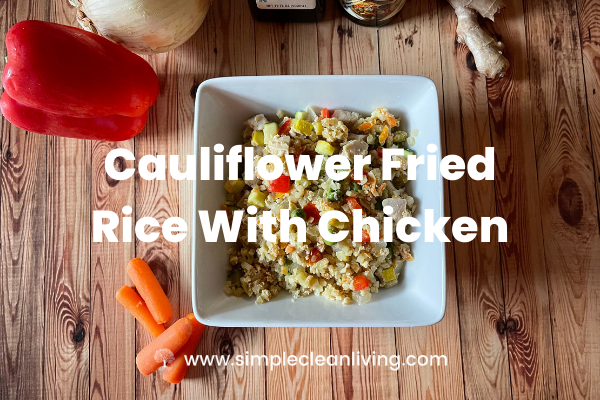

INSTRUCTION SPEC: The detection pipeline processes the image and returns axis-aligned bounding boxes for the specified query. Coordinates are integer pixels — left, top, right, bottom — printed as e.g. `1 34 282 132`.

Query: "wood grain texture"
135 51 181 399
43 2 91 399
177 2 264 399
484 1 557 398
0 0 48 399
435 1 512 398
317 2 379 76
378 1 465 399
90 139 136 400
523 0 600 399
330 328 398 400
256 19 319 75
577 1 600 397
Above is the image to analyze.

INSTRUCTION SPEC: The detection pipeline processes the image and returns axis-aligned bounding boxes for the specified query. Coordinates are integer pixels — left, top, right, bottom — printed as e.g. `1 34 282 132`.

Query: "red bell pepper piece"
268 174 290 193
1 20 158 140
320 108 330 119
308 248 322 264
303 202 321 224
0 92 148 141
279 119 292 136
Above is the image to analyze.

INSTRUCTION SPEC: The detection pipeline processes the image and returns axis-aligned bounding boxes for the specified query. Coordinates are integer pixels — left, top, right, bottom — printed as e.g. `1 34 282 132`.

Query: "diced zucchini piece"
403 149 415 156
263 122 279 144
224 179 246 194
382 267 396 282
293 119 313 136
295 110 308 120
248 189 267 207
251 130 264 146
315 140 335 155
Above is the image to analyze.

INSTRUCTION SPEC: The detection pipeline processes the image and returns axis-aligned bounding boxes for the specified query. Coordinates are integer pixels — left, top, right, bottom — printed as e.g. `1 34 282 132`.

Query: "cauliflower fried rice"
223 107 416 305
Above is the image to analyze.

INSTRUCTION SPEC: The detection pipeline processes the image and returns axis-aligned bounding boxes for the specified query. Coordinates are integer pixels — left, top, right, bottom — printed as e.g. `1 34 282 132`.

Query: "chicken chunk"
341 140 369 159
332 110 360 126
245 114 269 131
382 197 408 220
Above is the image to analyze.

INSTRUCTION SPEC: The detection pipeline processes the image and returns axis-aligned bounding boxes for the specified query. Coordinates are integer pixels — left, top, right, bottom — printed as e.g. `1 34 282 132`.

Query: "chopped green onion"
350 181 362 192
285 258 293 266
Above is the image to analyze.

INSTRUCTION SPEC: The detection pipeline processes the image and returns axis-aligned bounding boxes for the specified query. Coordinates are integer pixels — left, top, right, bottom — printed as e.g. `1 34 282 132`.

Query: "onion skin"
75 0 212 54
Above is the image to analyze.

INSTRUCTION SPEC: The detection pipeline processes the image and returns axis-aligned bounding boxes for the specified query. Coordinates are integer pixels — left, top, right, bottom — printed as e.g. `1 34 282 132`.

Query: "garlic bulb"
71 0 211 54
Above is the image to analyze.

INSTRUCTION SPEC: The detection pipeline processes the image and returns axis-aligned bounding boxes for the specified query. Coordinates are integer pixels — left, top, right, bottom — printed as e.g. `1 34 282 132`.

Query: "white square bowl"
192 75 445 327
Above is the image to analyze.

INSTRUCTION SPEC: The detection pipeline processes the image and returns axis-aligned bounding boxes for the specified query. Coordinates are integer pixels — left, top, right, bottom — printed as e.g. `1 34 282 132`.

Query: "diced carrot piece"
353 275 370 291
358 121 373 131
136 317 193 376
127 258 173 324
116 285 165 338
163 314 206 384
379 126 389 144
361 229 370 243
320 108 330 119
346 197 362 211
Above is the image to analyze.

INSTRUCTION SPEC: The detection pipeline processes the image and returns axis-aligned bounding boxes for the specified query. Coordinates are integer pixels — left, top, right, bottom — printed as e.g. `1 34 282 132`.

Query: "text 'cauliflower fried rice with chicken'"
222 107 417 305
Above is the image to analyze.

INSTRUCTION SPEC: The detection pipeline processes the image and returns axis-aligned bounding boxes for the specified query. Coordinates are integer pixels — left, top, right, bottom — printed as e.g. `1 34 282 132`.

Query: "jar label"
256 0 317 9
340 0 405 23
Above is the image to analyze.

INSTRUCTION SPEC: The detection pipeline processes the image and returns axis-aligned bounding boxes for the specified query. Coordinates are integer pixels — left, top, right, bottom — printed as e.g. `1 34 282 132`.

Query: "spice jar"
338 0 407 26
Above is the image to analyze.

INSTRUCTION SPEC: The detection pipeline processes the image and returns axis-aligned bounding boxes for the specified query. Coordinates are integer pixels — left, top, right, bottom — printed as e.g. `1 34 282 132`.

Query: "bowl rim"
191 74 446 328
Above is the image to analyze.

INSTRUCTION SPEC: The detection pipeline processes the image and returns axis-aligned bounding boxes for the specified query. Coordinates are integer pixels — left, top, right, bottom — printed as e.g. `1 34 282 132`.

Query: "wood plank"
90 139 136 400
256 20 319 75
177 2 265 399
435 1 512 398
523 0 600 398
378 1 465 398
134 51 181 399
316 5 399 400
44 136 91 400
0 0 49 399
316 3 379 76
577 2 600 397
256 17 332 400
484 1 557 398
43 2 91 399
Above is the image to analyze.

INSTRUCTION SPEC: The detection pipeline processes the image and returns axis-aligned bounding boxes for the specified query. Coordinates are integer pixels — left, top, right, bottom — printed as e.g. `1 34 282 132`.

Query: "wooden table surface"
1 0 599 399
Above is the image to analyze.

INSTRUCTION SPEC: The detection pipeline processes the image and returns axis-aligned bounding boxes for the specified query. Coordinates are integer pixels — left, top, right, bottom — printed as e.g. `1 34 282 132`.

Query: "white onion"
71 0 211 54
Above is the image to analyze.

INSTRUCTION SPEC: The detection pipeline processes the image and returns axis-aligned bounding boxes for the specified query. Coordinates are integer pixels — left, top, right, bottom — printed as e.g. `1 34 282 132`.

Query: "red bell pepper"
0 93 148 141
303 202 321 224
268 174 290 193
279 119 292 136
308 248 322 264
1 20 159 140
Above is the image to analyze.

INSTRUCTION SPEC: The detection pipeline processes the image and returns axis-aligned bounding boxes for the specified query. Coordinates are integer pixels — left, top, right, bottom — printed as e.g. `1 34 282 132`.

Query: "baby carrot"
115 285 165 338
163 314 207 384
136 317 193 376
126 258 173 324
